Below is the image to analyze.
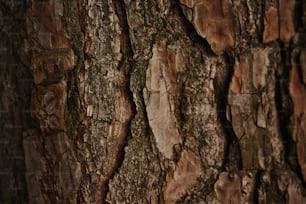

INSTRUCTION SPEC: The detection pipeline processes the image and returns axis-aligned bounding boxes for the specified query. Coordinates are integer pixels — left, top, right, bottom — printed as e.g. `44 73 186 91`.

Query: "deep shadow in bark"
276 41 306 186
215 53 242 172
170 0 215 56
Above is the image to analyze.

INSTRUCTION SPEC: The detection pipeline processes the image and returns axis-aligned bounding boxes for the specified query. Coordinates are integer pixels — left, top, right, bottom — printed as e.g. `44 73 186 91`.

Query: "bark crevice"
170 1 215 56
101 0 137 202
2 0 305 203
215 53 242 172
277 42 304 183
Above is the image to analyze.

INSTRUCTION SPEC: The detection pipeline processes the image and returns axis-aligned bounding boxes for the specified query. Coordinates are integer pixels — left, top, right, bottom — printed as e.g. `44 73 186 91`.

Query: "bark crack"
170 0 215 56
216 53 242 172
101 0 136 202
276 43 296 169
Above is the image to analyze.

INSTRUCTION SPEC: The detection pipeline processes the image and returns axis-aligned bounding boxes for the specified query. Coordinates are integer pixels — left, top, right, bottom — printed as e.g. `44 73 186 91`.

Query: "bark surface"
1 0 306 203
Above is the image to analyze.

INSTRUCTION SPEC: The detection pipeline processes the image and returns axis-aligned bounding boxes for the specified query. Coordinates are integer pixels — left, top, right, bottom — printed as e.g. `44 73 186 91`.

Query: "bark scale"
0 0 305 203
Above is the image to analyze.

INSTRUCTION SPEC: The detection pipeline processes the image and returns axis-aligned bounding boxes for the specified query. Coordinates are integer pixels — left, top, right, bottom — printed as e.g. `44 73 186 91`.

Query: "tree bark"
1 0 306 203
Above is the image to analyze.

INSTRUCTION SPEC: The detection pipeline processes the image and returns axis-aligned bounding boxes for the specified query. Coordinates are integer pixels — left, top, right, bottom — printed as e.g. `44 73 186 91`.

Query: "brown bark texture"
0 0 306 203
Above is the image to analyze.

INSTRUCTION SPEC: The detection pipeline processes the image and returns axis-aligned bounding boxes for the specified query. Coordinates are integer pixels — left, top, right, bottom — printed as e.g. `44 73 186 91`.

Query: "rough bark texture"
1 0 306 203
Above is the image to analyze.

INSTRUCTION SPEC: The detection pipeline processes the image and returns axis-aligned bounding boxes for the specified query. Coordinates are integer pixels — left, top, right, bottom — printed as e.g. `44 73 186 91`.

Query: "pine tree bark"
1 0 306 203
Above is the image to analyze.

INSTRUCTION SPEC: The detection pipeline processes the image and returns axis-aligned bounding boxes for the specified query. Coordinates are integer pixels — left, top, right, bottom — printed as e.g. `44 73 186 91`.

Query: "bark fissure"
215 53 242 172
1 0 306 203
253 170 263 204
276 42 297 172
101 0 136 202
260 0 266 42
170 1 215 56
294 0 303 30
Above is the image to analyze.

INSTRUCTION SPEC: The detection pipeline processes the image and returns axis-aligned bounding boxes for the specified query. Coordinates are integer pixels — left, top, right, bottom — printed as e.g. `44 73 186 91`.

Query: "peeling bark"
1 0 306 203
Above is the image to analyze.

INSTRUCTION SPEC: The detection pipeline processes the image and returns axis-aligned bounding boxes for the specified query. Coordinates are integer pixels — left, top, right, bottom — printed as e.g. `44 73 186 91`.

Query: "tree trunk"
1 0 306 203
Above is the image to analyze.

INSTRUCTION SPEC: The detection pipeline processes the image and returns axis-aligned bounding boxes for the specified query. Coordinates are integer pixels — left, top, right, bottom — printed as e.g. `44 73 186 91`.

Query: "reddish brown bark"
0 0 306 203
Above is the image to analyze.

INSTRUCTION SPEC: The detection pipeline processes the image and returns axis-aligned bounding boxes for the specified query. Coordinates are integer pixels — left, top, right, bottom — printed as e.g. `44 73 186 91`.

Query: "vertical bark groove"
170 1 215 56
1 0 305 203
277 42 298 175
101 0 136 202
215 53 242 172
